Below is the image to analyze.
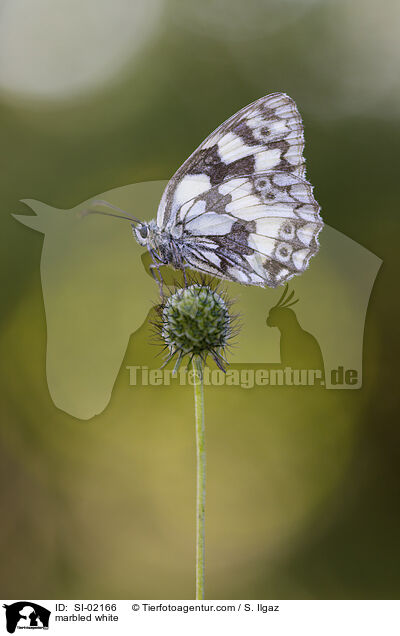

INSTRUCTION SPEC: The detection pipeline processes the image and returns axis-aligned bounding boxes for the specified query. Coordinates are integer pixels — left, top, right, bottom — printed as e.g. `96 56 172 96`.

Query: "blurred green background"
0 0 398 599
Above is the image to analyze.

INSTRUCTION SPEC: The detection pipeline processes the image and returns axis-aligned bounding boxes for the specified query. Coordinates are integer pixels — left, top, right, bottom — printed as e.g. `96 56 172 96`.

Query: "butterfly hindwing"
157 92 306 230
173 172 322 288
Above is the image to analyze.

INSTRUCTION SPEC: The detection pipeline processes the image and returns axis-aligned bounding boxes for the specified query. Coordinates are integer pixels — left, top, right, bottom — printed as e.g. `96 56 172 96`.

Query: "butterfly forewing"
154 92 322 288
157 92 306 230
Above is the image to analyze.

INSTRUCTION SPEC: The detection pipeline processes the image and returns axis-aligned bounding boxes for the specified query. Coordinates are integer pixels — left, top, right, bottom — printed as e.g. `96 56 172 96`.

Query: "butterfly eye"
138 225 148 239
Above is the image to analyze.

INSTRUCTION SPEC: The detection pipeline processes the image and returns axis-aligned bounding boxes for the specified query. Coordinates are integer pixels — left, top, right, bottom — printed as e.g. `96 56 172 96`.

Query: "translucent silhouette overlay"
266 285 324 373
14 180 381 418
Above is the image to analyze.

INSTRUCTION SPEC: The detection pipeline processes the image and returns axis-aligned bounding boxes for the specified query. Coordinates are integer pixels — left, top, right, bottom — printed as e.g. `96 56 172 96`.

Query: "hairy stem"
192 356 205 600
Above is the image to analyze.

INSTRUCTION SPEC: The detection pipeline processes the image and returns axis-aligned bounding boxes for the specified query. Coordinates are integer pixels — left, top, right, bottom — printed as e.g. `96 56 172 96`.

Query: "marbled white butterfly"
97 93 323 289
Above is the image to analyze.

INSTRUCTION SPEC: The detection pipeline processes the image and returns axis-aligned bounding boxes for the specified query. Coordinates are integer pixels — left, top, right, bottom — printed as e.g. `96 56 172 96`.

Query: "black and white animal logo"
3 602 50 634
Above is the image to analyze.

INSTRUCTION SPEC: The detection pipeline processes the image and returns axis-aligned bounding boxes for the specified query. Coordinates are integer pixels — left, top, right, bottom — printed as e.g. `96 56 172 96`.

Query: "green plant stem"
192 356 205 600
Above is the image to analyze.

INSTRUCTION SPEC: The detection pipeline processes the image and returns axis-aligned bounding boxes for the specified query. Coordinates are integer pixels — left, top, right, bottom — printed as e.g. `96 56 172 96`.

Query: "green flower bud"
157 284 235 371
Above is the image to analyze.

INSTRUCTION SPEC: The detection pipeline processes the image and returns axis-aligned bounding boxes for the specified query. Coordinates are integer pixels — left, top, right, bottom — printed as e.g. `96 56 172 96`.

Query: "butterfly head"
133 222 149 246
132 219 159 248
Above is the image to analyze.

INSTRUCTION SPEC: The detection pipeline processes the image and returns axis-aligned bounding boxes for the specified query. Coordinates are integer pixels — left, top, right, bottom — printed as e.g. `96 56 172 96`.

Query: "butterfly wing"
157 92 306 230
173 172 323 288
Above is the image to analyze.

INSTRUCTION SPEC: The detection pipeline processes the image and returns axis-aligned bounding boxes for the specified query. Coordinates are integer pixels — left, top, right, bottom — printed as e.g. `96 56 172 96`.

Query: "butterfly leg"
182 265 188 287
149 263 165 297
149 249 166 297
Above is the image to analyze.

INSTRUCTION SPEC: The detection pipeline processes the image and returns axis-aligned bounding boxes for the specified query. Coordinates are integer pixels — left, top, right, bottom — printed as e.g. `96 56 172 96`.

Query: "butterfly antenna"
79 199 141 225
